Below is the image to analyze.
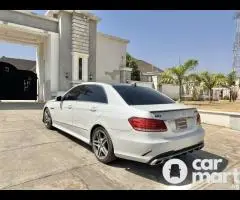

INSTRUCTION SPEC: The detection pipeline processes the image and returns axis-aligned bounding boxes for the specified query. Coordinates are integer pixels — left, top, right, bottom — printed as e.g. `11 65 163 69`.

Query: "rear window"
112 85 175 105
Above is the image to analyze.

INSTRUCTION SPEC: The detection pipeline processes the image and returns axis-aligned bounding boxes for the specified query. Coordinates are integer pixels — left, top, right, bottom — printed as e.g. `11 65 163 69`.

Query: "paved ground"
0 103 240 190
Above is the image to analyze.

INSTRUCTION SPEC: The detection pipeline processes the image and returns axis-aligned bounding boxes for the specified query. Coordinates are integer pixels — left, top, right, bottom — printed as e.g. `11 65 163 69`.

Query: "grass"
183 100 240 112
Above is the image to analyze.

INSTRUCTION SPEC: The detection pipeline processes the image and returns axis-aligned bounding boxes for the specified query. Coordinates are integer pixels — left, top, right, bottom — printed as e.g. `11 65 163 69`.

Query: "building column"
72 52 79 81
120 67 132 83
36 43 45 102
43 38 52 101
48 33 59 96
82 56 89 81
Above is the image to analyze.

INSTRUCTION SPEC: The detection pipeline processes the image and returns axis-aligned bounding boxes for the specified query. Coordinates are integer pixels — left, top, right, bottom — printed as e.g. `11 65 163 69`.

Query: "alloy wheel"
44 109 51 127
92 129 109 159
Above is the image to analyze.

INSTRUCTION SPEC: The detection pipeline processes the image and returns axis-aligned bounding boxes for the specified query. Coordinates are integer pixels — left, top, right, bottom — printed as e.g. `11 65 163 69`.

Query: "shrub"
199 95 209 101
182 96 192 101
172 97 178 101
192 87 199 101
223 95 229 100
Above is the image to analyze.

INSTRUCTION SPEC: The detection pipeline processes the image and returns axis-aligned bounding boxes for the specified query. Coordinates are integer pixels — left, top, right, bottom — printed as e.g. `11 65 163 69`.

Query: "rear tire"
43 108 54 130
91 127 116 164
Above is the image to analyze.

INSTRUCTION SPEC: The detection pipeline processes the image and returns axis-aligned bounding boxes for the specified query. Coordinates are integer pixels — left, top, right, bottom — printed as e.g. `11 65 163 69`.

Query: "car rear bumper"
148 141 204 165
110 127 205 164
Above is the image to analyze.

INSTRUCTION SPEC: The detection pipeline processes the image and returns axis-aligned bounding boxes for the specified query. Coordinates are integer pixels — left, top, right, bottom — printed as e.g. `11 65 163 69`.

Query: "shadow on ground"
109 150 228 186
56 127 228 187
56 129 93 152
0 102 44 110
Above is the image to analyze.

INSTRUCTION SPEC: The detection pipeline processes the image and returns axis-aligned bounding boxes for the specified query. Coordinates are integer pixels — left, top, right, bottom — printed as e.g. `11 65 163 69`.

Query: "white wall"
199 110 240 131
96 33 128 84
130 81 154 88
160 84 179 99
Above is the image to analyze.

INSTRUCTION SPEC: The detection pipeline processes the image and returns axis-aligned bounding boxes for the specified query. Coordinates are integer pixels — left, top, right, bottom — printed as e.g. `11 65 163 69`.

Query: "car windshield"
112 85 175 105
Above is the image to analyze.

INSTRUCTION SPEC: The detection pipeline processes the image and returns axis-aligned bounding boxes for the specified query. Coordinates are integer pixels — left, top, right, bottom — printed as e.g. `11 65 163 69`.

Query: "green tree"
199 71 225 102
126 53 140 81
222 71 237 102
159 59 199 102
186 73 202 100
187 73 202 86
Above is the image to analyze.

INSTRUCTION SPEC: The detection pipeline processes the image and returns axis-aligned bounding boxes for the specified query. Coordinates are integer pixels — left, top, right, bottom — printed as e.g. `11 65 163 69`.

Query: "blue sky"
0 10 236 74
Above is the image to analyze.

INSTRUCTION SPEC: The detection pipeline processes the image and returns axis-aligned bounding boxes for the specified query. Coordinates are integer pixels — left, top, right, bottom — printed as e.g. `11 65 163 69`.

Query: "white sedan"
42 82 205 165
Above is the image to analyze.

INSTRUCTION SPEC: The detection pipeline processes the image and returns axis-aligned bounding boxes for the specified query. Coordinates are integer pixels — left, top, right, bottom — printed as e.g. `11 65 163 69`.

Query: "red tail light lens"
128 117 168 132
197 113 201 125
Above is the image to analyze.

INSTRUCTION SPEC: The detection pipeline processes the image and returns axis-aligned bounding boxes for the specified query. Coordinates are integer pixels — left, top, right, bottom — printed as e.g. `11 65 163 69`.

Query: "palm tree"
159 59 199 101
199 71 226 102
222 71 237 102
186 73 202 100
126 53 140 81
126 53 133 68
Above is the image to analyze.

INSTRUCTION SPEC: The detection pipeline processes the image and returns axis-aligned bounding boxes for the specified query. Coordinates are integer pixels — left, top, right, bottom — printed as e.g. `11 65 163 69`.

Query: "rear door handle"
68 105 72 109
90 107 97 112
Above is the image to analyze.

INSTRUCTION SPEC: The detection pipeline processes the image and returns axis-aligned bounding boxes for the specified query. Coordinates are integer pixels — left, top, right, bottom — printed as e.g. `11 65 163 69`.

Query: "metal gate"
0 61 37 100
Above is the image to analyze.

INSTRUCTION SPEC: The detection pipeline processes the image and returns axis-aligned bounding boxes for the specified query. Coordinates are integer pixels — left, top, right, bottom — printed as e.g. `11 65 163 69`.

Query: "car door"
72 84 108 143
54 86 81 130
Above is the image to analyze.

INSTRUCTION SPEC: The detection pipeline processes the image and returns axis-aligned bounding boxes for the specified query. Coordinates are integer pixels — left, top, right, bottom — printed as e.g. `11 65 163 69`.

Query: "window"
112 85 175 105
63 86 82 101
4 66 9 72
79 58 82 80
63 85 108 103
76 85 108 103
24 79 31 92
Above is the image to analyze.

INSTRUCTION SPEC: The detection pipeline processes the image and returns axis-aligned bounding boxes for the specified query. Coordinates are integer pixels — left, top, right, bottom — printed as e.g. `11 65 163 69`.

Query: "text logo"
162 158 188 184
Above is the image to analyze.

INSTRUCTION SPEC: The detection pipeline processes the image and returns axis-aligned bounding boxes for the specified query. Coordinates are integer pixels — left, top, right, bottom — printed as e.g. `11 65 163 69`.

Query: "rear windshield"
112 85 175 105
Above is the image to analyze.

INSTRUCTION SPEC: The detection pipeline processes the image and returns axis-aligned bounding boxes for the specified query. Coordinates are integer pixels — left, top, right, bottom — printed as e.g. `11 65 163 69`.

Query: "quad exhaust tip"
150 159 165 165
149 145 203 165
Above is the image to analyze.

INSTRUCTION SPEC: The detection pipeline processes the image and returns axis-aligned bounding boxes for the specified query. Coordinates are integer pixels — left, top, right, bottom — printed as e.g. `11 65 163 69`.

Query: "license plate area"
175 118 188 130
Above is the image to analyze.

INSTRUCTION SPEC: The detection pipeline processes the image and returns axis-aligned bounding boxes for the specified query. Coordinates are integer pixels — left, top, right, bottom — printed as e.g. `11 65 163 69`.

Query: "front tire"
43 108 54 130
92 127 116 164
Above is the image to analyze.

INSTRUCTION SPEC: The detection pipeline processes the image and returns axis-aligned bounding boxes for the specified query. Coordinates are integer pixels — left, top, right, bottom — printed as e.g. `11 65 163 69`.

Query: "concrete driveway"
0 103 240 190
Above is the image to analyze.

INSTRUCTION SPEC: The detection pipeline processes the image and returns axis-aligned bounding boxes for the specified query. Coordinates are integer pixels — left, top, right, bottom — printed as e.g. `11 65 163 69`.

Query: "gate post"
49 33 59 97
36 43 45 102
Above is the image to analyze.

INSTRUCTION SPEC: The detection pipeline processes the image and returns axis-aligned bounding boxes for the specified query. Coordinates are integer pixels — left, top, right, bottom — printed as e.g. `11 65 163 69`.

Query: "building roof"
45 10 101 22
14 10 58 22
135 59 163 74
0 56 36 72
98 32 130 44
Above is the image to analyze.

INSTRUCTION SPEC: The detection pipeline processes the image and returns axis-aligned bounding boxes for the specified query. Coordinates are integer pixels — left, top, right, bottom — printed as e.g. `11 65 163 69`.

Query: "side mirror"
56 96 62 101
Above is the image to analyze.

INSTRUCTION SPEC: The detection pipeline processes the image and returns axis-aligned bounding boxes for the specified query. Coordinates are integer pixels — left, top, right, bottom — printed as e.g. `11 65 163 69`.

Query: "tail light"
197 113 201 125
128 117 168 132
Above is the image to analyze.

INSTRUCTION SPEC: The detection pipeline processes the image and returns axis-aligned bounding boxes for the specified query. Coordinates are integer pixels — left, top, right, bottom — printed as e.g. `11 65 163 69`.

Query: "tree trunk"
229 89 232 102
209 89 213 102
208 89 211 102
179 81 182 102
211 89 213 102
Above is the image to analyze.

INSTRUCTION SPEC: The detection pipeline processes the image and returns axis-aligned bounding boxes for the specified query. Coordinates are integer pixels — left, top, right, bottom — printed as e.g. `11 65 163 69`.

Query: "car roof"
75 82 111 87
111 83 133 87
75 82 133 88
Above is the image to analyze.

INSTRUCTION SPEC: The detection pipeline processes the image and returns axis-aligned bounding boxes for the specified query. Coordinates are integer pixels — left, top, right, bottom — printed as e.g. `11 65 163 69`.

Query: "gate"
0 61 37 100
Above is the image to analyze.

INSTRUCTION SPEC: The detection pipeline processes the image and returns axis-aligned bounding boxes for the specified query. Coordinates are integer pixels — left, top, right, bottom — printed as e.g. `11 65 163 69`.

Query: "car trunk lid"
132 103 199 136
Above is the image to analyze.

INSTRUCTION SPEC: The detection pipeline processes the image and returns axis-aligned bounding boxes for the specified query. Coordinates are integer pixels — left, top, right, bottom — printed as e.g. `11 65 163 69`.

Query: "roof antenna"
132 82 137 87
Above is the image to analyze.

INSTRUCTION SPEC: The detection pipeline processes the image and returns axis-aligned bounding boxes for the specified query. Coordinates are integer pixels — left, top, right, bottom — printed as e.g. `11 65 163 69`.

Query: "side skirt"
52 121 91 145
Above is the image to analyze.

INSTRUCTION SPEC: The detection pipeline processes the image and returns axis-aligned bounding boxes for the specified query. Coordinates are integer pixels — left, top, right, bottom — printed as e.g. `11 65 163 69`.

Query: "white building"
0 10 131 102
